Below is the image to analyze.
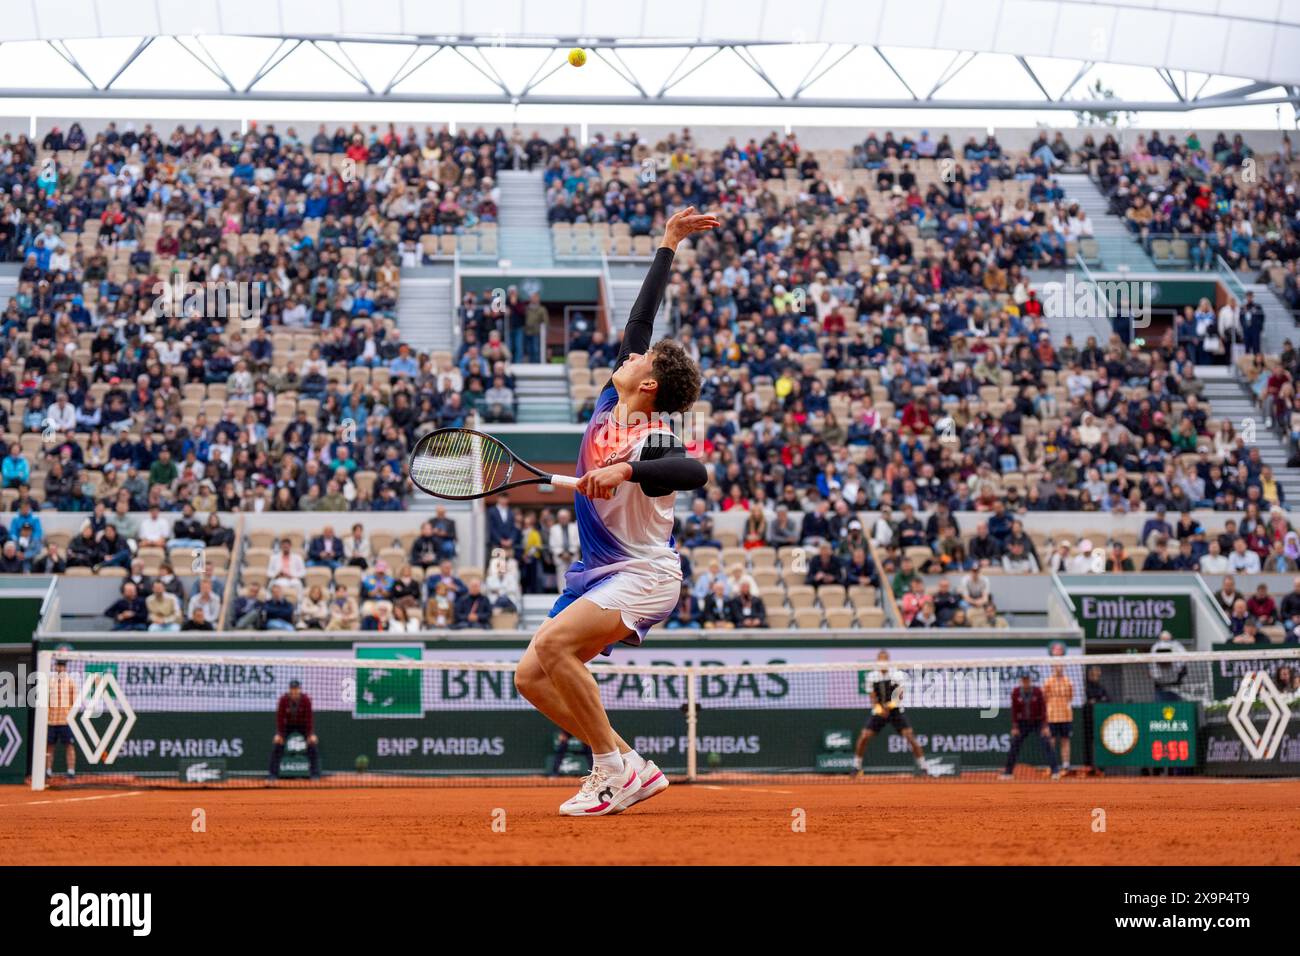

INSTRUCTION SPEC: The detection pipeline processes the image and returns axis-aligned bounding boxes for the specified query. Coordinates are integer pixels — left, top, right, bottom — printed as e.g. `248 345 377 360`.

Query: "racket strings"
410 430 511 498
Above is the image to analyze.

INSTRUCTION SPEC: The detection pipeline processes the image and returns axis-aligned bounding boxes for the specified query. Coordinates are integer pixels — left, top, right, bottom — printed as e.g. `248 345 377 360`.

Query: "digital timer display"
1094 702 1199 768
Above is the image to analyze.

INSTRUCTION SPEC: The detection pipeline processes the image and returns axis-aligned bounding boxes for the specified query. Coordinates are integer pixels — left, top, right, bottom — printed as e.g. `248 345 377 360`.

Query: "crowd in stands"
0 120 566 516
2 119 1299 636
1093 129 1298 293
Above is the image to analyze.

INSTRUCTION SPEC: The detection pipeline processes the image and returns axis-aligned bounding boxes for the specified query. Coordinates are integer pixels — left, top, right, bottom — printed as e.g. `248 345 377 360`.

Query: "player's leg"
1058 726 1071 772
65 740 75 777
529 597 644 815
516 626 633 754
853 726 876 776
45 740 54 778
899 726 931 771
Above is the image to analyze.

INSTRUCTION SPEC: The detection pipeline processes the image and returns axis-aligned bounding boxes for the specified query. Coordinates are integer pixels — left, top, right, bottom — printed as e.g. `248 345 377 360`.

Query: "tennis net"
30 647 1300 788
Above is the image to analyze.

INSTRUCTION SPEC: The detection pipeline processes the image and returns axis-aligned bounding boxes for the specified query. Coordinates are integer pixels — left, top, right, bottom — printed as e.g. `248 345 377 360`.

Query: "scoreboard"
1094 702 1199 768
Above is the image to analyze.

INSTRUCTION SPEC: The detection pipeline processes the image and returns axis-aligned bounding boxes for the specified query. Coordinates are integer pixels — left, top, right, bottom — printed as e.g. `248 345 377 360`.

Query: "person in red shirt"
1002 673 1061 779
1247 584 1278 625
269 679 320 779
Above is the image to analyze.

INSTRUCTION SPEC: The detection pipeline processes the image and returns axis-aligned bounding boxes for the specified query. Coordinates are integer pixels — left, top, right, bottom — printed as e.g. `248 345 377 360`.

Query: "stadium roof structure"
0 0 1298 112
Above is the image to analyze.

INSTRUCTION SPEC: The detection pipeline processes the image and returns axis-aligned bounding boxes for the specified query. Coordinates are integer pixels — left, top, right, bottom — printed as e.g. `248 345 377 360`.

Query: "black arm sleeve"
615 245 674 371
629 439 708 497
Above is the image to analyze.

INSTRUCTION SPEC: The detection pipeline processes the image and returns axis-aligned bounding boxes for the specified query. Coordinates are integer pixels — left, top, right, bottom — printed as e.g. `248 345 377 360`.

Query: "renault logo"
1227 671 1291 761
66 671 137 765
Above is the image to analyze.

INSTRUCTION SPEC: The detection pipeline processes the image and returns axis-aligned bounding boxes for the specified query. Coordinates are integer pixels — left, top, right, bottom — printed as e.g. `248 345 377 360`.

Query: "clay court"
3 779 1298 866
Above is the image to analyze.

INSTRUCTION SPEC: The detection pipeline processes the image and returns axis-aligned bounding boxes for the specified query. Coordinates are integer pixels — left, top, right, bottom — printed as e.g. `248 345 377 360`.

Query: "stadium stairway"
0 265 16 311
397 267 455 354
497 170 555 270
511 362 572 423
607 262 669 339
1055 172 1156 272
1200 370 1300 505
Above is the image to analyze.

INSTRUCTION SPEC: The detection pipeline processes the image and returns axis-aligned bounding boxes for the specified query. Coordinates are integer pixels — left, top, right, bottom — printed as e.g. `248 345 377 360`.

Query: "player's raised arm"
615 205 720 370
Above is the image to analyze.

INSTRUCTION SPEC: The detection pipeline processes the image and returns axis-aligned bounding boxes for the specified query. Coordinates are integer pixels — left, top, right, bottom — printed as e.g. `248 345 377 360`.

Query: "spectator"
233 582 267 629
306 525 345 569
187 578 222 626
267 539 307 596
326 585 360 630
730 580 767 628
105 581 148 631
262 583 297 631
700 579 736 630
425 581 456 629
297 584 330 630
453 578 492 629
146 579 183 631
549 509 580 588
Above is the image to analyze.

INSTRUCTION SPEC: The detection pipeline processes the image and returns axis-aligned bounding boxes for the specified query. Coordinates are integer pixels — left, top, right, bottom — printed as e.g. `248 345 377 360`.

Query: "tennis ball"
707 750 721 768
355 755 370 772
568 48 587 68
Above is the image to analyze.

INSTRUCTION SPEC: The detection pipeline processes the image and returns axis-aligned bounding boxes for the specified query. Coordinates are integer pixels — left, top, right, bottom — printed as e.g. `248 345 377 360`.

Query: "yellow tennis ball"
568 48 587 67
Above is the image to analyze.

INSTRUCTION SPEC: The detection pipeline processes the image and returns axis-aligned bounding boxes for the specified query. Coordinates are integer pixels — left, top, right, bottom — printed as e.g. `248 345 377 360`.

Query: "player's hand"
577 462 632 500
273 734 284 745
308 735 318 745
661 205 721 250
872 704 886 717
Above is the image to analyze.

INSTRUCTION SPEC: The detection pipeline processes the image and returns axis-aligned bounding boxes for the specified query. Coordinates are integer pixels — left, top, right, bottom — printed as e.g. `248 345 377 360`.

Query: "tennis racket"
407 427 579 500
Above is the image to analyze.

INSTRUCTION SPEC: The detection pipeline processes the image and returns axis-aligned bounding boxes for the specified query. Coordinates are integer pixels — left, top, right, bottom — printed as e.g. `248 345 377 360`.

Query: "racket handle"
549 474 579 488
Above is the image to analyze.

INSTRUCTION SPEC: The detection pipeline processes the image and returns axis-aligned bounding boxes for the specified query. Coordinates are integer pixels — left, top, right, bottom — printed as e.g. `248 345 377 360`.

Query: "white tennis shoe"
558 762 642 816
611 761 669 813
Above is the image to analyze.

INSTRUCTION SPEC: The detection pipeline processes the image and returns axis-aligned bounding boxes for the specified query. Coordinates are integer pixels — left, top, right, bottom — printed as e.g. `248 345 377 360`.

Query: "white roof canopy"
0 0 1295 110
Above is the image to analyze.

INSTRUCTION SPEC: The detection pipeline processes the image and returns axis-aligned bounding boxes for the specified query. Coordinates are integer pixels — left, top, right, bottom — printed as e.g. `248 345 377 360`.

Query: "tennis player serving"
515 206 717 816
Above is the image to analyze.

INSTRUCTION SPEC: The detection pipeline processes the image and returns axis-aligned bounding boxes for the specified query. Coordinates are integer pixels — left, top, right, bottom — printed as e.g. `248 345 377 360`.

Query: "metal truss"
8 35 1300 113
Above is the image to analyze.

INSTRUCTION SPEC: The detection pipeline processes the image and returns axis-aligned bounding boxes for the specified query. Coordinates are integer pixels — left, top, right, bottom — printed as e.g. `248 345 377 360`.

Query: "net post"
30 649 52 791
686 667 697 781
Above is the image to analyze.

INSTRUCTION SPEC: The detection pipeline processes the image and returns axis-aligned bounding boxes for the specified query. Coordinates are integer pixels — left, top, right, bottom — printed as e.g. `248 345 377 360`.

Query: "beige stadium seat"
752 567 780 589
334 566 362 591
304 566 333 591
780 567 807 589
786 586 816 609
824 608 854 629
490 611 520 630
720 547 748 567
748 547 777 569
241 570 269 590
692 547 721 566
766 606 793 629
856 607 886 627
817 585 847 608
246 530 276 550
793 607 824 629
847 585 877 609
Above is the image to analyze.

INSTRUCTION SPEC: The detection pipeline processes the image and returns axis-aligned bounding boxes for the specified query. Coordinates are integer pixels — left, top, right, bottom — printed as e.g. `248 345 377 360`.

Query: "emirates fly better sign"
1072 594 1194 645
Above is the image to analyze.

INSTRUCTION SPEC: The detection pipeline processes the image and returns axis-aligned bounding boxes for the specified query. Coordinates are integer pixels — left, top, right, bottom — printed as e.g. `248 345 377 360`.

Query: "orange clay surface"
2 779 1297 866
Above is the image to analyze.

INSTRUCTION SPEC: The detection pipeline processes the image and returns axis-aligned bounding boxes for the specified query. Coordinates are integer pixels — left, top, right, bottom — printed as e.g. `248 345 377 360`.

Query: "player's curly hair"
650 338 701 414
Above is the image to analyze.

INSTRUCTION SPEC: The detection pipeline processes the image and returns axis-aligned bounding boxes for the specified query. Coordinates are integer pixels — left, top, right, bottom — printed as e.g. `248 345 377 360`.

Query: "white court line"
698 785 793 794
0 790 144 808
